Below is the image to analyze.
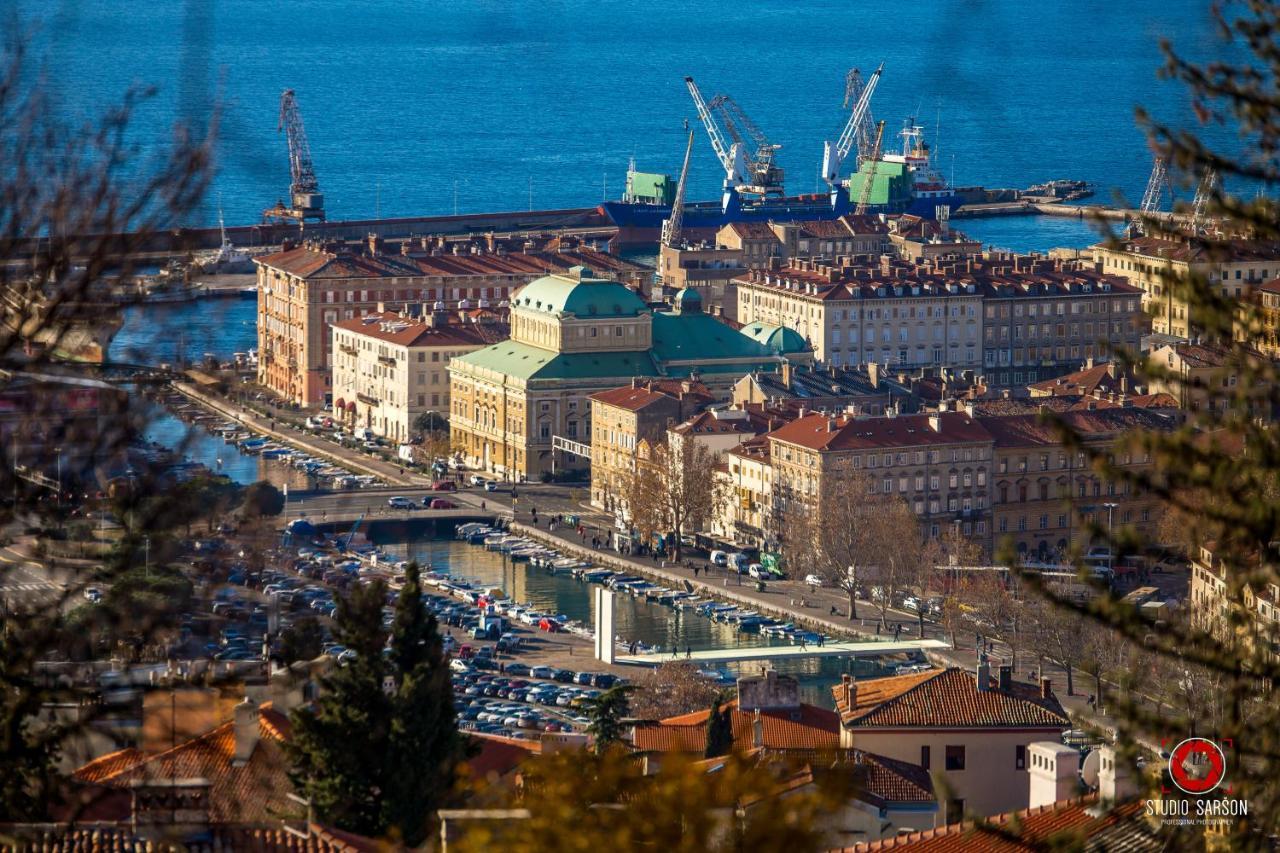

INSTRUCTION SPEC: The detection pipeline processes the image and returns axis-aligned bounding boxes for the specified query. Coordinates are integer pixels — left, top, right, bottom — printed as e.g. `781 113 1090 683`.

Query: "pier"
612 639 949 668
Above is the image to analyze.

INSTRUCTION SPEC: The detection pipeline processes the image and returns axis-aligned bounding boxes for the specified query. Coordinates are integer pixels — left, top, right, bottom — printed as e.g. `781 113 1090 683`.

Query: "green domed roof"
740 321 809 354
513 267 648 318
673 287 703 313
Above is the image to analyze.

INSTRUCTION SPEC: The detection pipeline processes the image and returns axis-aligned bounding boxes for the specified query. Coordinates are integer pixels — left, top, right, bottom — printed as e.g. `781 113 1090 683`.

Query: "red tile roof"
1027 362 1132 397
768 412 991 452
1104 235 1280 263
977 407 1176 449
833 668 1070 729
258 246 645 283
331 311 491 347
463 732 541 786
73 705 299 824
632 699 840 752
589 380 712 412
0 823 383 852
838 797 1156 852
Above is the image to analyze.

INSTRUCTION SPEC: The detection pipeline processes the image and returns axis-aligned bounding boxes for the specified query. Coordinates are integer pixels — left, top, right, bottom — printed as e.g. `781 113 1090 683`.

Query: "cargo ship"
600 120 962 230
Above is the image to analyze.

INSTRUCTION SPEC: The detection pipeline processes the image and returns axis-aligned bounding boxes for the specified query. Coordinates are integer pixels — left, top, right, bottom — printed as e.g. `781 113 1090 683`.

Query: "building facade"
255 237 647 406
1093 235 1280 338
329 308 492 444
588 380 712 515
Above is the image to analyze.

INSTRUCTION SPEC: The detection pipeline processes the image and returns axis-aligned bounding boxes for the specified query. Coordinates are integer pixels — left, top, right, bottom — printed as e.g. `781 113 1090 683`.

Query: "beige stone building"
1189 544 1280 657
1093 235 1280 338
832 666 1070 820
329 308 493 444
588 380 712 516
767 410 995 545
981 407 1175 563
255 237 647 406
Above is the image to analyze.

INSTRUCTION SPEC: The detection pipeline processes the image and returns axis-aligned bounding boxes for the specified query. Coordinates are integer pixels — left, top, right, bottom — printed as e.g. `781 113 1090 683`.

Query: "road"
0 543 79 611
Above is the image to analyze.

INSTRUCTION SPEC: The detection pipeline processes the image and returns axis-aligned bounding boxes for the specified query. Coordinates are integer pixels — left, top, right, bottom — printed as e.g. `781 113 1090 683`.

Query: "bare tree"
627 662 723 720
624 438 718 559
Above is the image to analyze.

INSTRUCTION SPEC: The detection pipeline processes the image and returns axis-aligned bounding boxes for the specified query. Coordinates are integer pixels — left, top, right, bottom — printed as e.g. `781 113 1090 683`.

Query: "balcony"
357 392 380 406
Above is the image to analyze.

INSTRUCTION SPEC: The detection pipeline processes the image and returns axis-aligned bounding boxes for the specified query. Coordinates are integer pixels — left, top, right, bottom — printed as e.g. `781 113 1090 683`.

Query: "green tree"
241 480 285 518
279 616 325 664
583 684 634 754
286 565 467 845
286 580 392 835
381 562 468 846
702 695 734 758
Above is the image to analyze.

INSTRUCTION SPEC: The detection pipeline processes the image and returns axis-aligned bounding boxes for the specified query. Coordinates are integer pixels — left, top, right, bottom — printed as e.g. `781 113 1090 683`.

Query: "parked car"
484 482 498 492
469 474 487 486
804 574 823 588
387 496 414 510
552 668 575 683
428 498 456 510
530 665 555 679
747 564 765 579
505 663 531 676
573 671 594 685
709 550 729 567
83 586 103 602
432 480 457 492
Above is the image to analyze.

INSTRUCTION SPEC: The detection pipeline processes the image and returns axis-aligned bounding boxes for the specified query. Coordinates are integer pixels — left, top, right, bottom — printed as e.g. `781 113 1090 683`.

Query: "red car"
429 498 456 510
432 480 457 491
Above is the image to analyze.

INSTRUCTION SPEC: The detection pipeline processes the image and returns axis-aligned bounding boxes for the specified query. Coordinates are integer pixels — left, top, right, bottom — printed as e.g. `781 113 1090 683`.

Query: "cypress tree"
703 695 734 758
381 562 468 846
286 580 392 837
584 684 634 754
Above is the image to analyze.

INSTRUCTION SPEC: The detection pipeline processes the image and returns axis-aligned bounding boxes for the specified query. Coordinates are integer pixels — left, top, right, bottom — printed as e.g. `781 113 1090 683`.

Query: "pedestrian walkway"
615 639 948 668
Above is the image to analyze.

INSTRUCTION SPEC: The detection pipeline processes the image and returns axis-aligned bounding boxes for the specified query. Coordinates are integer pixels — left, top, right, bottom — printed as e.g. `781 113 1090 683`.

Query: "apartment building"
1146 340 1270 418
767 410 995 546
1093 235 1280 338
732 253 1146 387
255 236 647 405
588 379 712 516
1256 278 1280 358
1189 544 1280 658
977 258 1146 388
733 258 984 371
980 407 1176 562
329 308 494 444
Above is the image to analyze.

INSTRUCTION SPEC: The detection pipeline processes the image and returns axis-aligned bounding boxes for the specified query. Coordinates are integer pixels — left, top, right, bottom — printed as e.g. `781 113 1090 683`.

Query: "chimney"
752 709 764 749
976 656 991 691
998 664 1012 693
1097 745 1137 804
928 413 942 433
1028 742 1081 809
840 673 858 710
232 698 258 766
1040 677 1053 699
366 233 384 256
867 361 880 388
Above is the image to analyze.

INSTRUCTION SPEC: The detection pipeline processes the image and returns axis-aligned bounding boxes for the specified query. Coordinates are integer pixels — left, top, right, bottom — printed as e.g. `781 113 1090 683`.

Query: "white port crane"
822 63 883 188
708 94 785 197
1191 168 1219 231
661 131 695 248
844 68 878 168
1140 156 1170 214
685 76 750 204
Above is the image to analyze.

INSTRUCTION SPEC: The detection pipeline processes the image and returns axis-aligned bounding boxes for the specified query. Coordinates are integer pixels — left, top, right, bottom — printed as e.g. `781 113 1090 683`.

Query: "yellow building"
448 274 810 481
1093 235 1280 338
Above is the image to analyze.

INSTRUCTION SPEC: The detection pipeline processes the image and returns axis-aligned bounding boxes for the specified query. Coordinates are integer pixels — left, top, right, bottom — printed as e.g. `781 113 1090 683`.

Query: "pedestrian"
685 645 692 659
818 634 824 647
799 637 806 650
694 565 700 578
894 623 901 641
830 605 838 617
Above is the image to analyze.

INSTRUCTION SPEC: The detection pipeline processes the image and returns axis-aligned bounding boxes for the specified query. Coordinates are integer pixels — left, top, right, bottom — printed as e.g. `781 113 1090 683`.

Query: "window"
921 746 931 770
945 745 966 771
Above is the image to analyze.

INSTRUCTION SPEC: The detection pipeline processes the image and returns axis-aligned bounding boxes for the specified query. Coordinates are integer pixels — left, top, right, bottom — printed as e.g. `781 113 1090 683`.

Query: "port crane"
1140 156 1170 214
684 76 752 209
822 63 883 190
263 89 326 224
853 120 887 216
843 68 878 168
1191 168 1219 232
661 130 696 249
707 94 785 198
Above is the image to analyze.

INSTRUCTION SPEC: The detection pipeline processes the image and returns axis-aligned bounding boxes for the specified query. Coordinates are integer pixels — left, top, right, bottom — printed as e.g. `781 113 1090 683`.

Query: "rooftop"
768 411 992 452
332 310 496 347
631 697 841 752
511 268 649 318
588 379 712 412
832 668 1070 729
1101 235 1280 264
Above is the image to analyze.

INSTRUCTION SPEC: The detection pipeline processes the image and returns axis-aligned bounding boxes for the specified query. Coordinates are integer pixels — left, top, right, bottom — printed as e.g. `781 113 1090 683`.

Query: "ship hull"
601 192 962 229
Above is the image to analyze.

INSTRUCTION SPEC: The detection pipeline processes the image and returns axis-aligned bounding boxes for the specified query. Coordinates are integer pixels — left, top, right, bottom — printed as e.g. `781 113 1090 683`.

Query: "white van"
729 553 750 572
709 550 729 567
354 427 376 442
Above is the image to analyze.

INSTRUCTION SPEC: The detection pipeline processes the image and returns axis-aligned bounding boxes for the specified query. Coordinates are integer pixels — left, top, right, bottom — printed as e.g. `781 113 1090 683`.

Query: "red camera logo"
1167 737 1227 795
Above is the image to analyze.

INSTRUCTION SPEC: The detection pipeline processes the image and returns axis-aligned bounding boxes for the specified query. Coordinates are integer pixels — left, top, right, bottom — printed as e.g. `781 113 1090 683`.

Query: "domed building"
739 321 810 356
448 266 812 479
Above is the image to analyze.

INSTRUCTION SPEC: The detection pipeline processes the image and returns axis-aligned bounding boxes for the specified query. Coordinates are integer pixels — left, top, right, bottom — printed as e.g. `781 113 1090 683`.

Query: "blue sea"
14 0 1238 252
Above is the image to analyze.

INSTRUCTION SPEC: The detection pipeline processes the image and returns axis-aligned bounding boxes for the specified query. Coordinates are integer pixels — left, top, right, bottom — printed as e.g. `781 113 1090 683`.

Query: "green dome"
673 286 703 313
513 267 648 318
740 321 809 354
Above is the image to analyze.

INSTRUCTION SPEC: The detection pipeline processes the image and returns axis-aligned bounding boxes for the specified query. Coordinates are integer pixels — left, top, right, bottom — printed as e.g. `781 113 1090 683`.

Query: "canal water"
373 534 894 709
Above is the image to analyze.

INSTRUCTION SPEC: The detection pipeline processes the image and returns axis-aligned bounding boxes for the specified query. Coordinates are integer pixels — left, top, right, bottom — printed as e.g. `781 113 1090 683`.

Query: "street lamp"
144 536 151 578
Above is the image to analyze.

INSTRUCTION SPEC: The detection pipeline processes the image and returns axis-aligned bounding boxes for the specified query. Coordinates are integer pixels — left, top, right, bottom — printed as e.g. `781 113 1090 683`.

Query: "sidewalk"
172 382 430 488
